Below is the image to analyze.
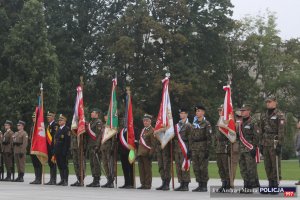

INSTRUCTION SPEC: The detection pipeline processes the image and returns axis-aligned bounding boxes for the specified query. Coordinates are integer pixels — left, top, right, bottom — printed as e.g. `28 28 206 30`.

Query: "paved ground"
0 174 298 200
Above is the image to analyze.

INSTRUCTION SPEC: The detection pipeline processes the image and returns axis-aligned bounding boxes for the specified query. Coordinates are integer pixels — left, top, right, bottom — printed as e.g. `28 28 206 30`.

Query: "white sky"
231 0 300 40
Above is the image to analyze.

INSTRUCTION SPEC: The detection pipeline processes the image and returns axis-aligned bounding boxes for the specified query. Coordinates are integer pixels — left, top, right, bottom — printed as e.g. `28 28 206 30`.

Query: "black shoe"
71 181 82 187
15 173 24 182
56 180 64 186
124 185 134 189
192 182 201 192
45 179 56 185
61 180 68 186
174 182 183 191
3 173 12 182
156 180 165 190
119 184 126 189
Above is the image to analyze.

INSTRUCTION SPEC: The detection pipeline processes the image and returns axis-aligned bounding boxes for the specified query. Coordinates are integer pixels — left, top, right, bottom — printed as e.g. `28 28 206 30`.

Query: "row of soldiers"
0 95 284 193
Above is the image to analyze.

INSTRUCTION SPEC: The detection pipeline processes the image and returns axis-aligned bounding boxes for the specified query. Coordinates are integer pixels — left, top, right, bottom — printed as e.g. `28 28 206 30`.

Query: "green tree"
1 0 60 125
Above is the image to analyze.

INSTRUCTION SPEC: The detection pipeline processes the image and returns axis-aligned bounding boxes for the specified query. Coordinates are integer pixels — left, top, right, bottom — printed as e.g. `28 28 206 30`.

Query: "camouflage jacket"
189 117 212 151
238 117 260 153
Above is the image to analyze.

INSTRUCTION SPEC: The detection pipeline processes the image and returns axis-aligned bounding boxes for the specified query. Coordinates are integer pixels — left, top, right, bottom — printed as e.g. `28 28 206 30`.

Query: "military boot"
162 179 170 191
198 181 208 192
3 172 11 181
174 182 183 191
180 182 189 191
45 168 57 185
192 182 201 192
156 179 165 190
62 169 68 186
30 169 38 184
106 177 114 188
14 173 21 182
270 180 279 195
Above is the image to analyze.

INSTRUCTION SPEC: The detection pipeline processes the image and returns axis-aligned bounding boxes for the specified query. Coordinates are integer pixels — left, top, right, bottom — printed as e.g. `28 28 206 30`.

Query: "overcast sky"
231 0 300 40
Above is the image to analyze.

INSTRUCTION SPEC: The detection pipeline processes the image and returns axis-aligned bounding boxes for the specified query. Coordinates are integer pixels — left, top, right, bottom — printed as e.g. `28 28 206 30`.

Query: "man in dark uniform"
215 105 231 192
238 104 260 193
45 111 58 185
29 112 42 184
54 114 71 186
190 105 212 192
118 123 139 189
86 108 103 187
260 95 285 188
173 108 192 191
2 120 14 181
101 112 116 188
137 114 155 190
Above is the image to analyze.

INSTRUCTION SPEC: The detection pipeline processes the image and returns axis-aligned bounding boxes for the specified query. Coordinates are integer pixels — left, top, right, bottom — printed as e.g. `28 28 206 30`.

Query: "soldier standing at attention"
101 112 116 188
70 124 87 186
29 112 42 184
54 114 71 186
12 120 28 182
173 108 192 191
86 108 103 187
2 120 14 181
137 114 155 190
190 105 212 192
260 95 285 188
155 126 171 191
238 104 260 193
215 105 231 192
45 111 58 185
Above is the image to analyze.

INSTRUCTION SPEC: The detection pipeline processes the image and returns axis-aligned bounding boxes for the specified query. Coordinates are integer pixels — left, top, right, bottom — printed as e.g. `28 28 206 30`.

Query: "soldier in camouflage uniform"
101 111 116 188
173 108 192 191
0 130 3 180
86 108 103 187
260 95 285 188
2 120 14 181
238 104 260 193
155 131 171 191
215 105 231 192
190 105 212 192
70 127 87 186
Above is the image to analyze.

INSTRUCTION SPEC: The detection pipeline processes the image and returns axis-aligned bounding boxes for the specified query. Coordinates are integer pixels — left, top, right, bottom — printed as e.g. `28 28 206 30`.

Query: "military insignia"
271 116 277 119
61 135 64 139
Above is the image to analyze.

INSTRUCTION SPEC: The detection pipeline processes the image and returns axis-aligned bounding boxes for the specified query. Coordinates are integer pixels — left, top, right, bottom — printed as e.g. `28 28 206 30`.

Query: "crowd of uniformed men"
0 95 285 193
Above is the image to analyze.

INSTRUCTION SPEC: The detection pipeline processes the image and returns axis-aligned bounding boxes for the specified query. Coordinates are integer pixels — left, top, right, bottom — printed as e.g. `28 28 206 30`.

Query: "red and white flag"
174 123 190 171
217 85 236 143
154 77 175 149
31 94 48 165
71 86 86 136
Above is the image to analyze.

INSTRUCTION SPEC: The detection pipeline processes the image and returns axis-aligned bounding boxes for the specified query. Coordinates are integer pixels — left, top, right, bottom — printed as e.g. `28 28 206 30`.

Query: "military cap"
17 120 26 126
265 95 277 102
178 108 188 113
218 104 224 110
240 104 252 111
47 111 56 118
4 120 13 126
32 112 36 118
91 108 101 114
143 114 152 120
194 104 206 111
58 114 67 121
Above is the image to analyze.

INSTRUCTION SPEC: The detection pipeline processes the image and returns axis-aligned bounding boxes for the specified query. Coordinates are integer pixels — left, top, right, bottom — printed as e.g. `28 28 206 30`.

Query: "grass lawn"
22 159 300 181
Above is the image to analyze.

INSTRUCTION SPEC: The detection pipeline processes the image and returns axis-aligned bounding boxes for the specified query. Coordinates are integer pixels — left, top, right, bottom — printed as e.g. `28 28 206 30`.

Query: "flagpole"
227 75 234 188
171 139 175 190
114 72 118 189
40 83 45 184
79 76 84 186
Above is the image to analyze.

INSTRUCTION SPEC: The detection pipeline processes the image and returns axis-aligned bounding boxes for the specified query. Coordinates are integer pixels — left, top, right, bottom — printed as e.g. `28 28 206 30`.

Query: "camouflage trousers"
263 146 281 181
89 148 101 178
72 149 86 179
239 152 257 185
216 153 230 181
192 150 209 183
101 148 114 178
174 147 190 183
156 143 171 182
